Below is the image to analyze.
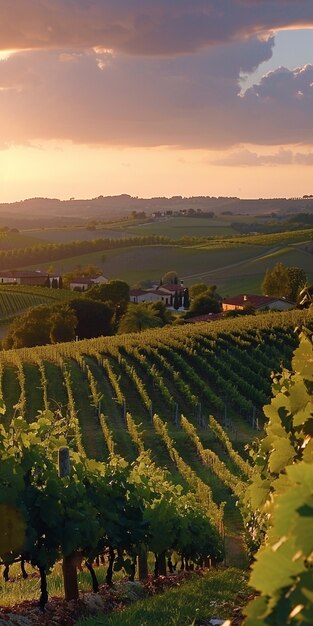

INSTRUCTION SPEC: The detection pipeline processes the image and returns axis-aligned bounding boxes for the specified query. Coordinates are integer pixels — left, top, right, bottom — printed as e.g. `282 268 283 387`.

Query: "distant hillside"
0 194 313 228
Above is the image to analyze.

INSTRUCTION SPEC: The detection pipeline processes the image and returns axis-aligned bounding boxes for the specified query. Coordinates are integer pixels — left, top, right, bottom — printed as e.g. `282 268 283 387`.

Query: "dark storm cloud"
1 1 313 55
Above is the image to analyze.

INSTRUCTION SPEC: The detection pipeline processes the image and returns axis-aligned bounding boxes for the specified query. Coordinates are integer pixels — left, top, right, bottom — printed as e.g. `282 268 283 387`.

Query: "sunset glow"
0 2 312 202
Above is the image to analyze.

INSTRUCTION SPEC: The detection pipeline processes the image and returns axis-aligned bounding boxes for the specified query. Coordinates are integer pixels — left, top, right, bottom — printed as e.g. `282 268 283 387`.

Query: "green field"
125 216 237 238
0 231 46 250
23 239 312 296
23 226 133 244
0 219 309 297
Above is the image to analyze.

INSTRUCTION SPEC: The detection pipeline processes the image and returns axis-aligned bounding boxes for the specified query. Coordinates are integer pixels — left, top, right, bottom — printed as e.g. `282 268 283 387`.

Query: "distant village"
0 269 295 326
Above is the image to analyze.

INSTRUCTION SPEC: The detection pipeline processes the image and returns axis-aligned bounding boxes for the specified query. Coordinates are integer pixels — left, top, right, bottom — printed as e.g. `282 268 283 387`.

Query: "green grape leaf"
286 462 313 489
246 475 271 509
268 436 295 474
292 338 313 381
263 394 290 426
250 541 303 595
243 595 270 625
302 438 313 462
288 375 310 414
293 402 312 428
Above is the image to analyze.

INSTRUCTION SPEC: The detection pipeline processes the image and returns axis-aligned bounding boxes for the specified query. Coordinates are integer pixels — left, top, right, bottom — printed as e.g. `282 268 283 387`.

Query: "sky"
0 1 313 202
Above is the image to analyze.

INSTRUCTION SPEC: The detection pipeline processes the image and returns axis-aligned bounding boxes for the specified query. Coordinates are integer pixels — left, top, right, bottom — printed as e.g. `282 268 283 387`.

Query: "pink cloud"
0 41 312 150
0 3 312 152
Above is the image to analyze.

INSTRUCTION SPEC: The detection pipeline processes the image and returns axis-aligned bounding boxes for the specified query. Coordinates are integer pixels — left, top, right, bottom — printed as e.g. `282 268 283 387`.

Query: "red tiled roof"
185 313 223 323
157 283 185 293
70 277 94 285
129 289 149 296
222 294 280 308
0 270 49 278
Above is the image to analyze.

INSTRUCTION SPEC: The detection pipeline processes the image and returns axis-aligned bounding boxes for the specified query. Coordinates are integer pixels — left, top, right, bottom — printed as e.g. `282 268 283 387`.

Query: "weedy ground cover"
77 568 251 626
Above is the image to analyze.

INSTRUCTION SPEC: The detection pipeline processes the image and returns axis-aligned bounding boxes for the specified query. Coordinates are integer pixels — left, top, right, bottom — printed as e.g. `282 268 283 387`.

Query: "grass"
0 561 123 607
25 244 268 288
77 568 249 626
126 216 237 239
23 227 131 244
0 232 45 250
20 240 312 299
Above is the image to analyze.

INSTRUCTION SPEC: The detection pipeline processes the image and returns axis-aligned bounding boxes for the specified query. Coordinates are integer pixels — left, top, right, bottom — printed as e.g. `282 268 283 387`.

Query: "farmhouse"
155 282 186 307
0 270 50 286
69 275 109 291
130 282 187 308
221 294 295 312
129 289 162 304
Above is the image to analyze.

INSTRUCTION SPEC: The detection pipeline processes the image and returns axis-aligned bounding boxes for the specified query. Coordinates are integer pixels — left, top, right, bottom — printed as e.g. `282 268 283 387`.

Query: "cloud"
0 1 313 56
0 39 312 150
213 147 313 166
244 63 313 100
0 38 275 147
0 4 312 152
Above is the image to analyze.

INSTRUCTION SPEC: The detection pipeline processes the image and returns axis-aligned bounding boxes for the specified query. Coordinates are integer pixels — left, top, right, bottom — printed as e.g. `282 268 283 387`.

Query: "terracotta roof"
222 294 281 308
157 283 185 293
69 277 94 285
129 289 149 296
0 270 49 278
185 313 223 323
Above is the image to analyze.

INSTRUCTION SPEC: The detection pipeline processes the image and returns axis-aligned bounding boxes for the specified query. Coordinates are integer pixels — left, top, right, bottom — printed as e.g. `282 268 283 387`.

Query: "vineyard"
0 286 72 319
0 308 312 624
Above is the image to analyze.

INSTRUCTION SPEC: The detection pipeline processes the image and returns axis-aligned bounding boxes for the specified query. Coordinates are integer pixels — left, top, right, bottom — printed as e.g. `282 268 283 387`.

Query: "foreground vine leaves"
243 329 313 625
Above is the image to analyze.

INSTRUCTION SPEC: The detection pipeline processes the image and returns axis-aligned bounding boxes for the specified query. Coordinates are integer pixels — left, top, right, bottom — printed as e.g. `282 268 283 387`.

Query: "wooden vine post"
58 447 79 602
138 544 149 581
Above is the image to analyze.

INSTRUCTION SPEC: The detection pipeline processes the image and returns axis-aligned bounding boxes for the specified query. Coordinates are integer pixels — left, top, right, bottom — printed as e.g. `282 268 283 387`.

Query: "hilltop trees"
161 271 179 285
5 304 78 348
262 263 306 301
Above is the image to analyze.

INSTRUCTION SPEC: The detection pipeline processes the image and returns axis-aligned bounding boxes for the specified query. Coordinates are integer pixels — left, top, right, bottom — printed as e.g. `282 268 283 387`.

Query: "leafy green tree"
118 303 163 334
161 271 178 285
189 283 211 299
88 280 130 305
262 262 306 301
185 292 221 318
262 262 289 298
69 298 114 339
5 305 52 348
287 266 307 301
149 301 173 325
62 265 102 288
49 305 77 343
